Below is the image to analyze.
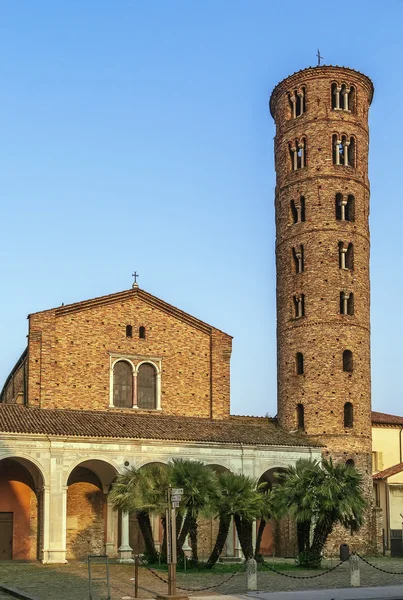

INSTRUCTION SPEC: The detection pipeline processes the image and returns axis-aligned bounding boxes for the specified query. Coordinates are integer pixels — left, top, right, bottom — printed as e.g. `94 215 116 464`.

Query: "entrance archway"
0 457 44 560
66 459 118 559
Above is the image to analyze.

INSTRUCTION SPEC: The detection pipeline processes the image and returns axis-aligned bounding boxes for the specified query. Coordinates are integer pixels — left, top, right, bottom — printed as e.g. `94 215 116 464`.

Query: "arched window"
343 350 353 372
291 200 298 224
293 294 305 318
139 326 146 339
292 245 304 273
296 352 304 375
113 361 133 408
297 404 305 430
288 87 306 119
137 363 157 409
126 325 132 338
344 402 353 428
346 195 355 221
346 459 355 467
340 292 354 316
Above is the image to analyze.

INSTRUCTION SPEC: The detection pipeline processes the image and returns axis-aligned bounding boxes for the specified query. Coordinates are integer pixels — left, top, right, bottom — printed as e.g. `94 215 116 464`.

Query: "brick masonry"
21 288 232 419
270 66 376 551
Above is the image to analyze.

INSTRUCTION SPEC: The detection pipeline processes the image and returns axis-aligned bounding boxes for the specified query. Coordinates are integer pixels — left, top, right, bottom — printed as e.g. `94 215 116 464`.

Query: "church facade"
0 284 320 562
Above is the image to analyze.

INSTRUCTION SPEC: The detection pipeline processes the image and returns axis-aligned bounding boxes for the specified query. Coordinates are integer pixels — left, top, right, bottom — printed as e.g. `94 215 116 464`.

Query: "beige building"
372 411 403 553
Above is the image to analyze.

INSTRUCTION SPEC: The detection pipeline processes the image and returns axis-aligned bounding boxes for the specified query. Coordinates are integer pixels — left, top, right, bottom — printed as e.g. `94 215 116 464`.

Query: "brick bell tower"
270 66 375 544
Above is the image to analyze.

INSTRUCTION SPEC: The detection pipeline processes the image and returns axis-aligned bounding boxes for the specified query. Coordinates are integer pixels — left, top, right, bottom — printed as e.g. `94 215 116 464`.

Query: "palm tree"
170 459 218 563
206 472 264 568
272 458 366 567
109 463 171 562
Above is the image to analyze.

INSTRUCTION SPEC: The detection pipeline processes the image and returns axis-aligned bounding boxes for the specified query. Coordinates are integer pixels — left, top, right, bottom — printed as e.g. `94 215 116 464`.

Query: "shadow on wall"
67 467 106 559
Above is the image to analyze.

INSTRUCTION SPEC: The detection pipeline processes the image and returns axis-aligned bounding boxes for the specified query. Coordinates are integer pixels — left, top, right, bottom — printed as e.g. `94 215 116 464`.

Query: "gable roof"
29 287 231 337
0 405 317 448
372 411 403 426
373 462 403 480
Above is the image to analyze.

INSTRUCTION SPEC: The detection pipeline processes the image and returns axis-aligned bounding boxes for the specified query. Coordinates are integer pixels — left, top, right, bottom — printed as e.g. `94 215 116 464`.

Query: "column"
118 511 134 563
235 530 243 558
156 373 162 410
289 93 297 119
105 495 117 555
335 139 342 165
335 85 342 109
343 140 350 166
341 196 347 221
132 372 138 408
298 140 305 168
343 87 351 110
297 89 304 116
340 246 347 270
41 485 50 563
43 483 68 563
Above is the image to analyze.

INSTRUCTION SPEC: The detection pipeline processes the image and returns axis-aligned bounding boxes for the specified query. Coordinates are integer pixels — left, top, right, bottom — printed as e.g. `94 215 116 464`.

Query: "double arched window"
112 360 159 409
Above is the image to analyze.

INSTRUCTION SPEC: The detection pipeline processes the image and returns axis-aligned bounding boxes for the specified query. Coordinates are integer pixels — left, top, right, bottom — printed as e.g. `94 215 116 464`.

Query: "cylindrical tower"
270 66 374 533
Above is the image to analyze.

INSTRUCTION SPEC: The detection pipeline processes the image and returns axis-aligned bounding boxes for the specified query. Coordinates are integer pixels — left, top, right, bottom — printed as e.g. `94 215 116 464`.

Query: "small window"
340 292 354 316
292 245 304 273
137 363 157 409
126 325 133 338
296 352 304 375
139 326 146 339
293 294 305 318
291 200 298 224
346 195 355 222
346 459 355 467
344 402 353 428
300 196 306 222
343 350 353 372
336 193 343 220
113 361 133 408
289 138 306 171
290 196 306 224
297 403 305 430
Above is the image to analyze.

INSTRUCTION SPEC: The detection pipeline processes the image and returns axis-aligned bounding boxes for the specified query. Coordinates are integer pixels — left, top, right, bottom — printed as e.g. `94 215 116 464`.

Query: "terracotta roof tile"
0 405 316 447
373 462 403 480
372 411 403 426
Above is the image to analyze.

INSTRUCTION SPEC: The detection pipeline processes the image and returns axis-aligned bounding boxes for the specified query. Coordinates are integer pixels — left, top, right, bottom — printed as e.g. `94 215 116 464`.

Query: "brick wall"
27 288 232 418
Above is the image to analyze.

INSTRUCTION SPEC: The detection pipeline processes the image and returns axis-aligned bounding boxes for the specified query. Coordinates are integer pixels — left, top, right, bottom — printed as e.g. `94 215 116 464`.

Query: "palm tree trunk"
297 521 311 553
307 522 332 566
206 515 231 568
188 514 198 564
234 515 253 559
161 515 167 562
254 518 266 561
137 511 158 562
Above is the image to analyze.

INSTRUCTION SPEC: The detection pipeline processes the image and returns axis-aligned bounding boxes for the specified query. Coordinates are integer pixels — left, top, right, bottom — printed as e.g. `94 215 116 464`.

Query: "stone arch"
66 458 119 560
0 452 48 488
205 463 234 474
0 455 45 560
258 466 289 558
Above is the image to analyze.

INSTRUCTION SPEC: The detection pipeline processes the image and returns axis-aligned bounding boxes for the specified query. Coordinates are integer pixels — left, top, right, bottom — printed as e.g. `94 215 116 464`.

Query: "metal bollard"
246 558 258 591
349 553 360 587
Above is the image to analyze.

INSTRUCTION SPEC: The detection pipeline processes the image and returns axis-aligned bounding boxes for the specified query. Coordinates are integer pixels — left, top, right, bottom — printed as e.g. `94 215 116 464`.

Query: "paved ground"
1 557 403 600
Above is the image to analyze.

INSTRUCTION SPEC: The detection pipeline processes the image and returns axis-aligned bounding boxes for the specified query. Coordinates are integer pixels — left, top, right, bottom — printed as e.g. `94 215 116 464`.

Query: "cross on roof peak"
132 271 139 289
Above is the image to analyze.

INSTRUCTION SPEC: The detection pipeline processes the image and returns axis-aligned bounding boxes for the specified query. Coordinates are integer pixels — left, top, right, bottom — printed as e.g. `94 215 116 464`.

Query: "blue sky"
0 0 402 417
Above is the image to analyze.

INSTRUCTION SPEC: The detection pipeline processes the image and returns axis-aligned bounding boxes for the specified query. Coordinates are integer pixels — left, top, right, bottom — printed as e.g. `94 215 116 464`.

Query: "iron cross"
132 271 139 284
316 49 323 66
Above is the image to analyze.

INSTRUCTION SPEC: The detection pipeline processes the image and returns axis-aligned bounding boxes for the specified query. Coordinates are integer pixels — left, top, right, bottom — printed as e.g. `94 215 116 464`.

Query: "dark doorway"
0 513 13 559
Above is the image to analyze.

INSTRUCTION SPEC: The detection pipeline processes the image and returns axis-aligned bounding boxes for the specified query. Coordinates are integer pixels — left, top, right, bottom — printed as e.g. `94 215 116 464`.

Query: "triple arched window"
288 87 306 118
289 138 307 170
331 83 356 112
112 359 159 409
336 193 355 221
332 134 356 167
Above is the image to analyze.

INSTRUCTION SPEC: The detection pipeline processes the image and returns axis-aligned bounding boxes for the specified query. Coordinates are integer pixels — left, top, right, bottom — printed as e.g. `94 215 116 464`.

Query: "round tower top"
269 65 374 119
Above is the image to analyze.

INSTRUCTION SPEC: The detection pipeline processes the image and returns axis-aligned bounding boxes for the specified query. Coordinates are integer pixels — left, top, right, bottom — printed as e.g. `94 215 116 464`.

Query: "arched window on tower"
296 352 304 375
292 245 304 273
289 138 306 170
339 242 354 270
336 194 355 221
288 87 306 119
331 83 355 112
346 195 355 221
297 403 305 430
126 325 132 338
137 363 157 409
293 294 305 318
340 292 354 316
344 402 354 428
333 135 355 167
139 326 146 339
113 361 133 408
290 196 306 224
343 350 353 372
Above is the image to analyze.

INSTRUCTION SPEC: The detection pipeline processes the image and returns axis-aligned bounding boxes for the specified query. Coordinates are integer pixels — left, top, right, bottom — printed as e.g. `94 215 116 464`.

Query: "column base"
118 545 134 564
41 549 68 564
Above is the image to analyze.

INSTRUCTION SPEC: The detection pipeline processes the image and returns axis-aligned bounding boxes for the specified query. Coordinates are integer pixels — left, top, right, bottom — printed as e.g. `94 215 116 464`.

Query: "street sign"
172 501 180 508
171 488 183 495
171 495 182 502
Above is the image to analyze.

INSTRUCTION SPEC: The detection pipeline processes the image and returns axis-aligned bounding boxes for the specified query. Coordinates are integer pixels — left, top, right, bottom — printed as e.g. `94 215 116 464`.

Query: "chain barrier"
136 555 246 592
355 552 403 576
259 559 345 580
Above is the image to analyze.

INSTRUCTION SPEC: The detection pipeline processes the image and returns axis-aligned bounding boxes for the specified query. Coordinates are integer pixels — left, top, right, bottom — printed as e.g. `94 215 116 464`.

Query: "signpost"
157 486 188 600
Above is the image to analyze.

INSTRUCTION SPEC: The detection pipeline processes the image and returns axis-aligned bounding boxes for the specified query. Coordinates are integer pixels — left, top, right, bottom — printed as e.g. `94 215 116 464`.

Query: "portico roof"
0 404 318 448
